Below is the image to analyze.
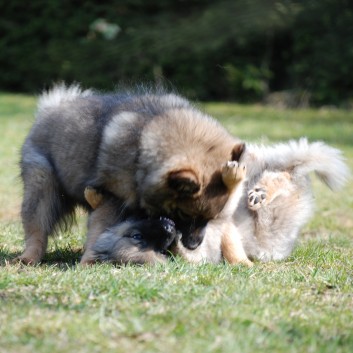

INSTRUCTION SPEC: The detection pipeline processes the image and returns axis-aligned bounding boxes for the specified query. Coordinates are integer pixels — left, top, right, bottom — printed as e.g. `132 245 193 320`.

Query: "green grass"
0 94 353 353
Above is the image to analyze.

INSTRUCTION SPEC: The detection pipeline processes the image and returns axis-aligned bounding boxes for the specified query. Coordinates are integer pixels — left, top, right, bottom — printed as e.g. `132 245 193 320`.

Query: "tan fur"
84 187 104 209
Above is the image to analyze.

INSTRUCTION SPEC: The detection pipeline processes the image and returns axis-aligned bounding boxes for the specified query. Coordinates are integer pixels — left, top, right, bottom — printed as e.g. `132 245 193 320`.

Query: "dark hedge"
1 0 353 104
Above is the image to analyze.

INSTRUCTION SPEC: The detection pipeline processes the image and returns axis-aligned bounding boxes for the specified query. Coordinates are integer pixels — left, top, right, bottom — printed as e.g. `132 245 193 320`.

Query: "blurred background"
1 0 353 106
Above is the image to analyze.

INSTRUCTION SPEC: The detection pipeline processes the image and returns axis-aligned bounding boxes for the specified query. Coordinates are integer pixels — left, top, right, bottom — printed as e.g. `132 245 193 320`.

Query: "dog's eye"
130 232 143 240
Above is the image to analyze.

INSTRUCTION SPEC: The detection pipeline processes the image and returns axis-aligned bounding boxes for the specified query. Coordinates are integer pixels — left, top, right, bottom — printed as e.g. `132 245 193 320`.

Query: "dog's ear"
168 169 201 197
231 142 246 162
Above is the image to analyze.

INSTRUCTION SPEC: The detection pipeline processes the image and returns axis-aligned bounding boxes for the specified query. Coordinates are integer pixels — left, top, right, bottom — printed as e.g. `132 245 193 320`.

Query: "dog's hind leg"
17 151 74 264
248 171 293 211
221 222 253 267
245 171 308 261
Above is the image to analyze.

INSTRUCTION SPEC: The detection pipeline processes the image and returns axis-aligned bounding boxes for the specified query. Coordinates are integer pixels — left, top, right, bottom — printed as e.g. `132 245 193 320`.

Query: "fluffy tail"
247 138 350 190
37 83 93 115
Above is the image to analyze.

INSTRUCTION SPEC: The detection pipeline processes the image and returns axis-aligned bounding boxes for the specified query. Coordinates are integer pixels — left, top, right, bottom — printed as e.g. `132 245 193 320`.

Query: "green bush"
1 0 352 104
290 0 353 105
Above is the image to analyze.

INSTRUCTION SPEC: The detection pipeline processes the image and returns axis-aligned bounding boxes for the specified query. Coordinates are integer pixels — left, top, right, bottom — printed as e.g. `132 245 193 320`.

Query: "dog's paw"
222 161 246 188
11 255 39 266
80 250 98 265
241 258 254 267
84 186 103 210
248 187 267 210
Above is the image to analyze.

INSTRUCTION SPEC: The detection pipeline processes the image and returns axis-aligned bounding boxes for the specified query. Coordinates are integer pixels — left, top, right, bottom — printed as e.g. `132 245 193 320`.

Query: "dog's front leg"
219 161 253 266
80 197 125 265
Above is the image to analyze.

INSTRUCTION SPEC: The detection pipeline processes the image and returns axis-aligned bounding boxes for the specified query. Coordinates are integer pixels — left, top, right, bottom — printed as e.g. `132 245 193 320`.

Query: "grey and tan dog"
18 84 247 265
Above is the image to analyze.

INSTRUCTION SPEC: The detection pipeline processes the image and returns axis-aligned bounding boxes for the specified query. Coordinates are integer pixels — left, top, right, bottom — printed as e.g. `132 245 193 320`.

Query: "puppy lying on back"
176 138 350 263
235 138 350 261
83 161 252 266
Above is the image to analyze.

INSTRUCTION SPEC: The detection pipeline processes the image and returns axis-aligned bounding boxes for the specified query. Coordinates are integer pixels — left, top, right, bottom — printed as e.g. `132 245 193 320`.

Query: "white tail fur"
247 138 350 190
37 83 93 115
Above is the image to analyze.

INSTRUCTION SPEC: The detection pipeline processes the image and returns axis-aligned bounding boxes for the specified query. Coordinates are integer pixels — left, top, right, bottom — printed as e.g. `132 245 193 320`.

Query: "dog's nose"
159 217 176 233
181 231 204 250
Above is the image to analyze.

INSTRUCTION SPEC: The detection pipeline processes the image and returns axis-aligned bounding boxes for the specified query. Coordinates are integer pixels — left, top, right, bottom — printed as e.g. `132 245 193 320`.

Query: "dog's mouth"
174 217 208 250
127 212 206 253
155 213 208 251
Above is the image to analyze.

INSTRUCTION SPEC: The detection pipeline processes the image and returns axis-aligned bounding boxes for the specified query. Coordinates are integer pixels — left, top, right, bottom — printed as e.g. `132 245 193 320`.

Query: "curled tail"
37 83 93 115
247 138 350 190
288 138 350 190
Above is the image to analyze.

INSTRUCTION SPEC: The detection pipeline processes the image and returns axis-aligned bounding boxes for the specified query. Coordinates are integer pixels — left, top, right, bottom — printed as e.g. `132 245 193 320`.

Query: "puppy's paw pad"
222 161 246 186
248 187 267 210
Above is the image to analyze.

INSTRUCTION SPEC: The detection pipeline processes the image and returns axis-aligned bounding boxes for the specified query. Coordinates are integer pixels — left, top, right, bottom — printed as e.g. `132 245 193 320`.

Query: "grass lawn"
0 93 352 353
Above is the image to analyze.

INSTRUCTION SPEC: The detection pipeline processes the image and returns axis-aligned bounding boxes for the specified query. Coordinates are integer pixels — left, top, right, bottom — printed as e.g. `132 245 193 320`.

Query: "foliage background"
1 0 353 105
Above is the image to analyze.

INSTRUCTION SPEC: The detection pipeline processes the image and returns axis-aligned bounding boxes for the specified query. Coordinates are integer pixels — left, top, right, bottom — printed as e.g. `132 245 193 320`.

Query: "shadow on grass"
0 247 82 267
